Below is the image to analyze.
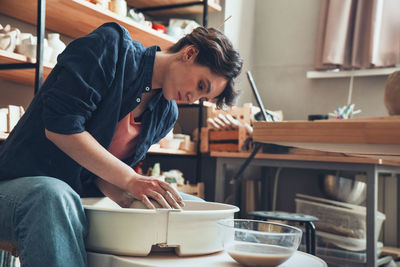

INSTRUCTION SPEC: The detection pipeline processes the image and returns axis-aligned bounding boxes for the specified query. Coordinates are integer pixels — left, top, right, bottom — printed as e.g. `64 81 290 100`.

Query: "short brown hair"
384 71 400 115
168 27 243 108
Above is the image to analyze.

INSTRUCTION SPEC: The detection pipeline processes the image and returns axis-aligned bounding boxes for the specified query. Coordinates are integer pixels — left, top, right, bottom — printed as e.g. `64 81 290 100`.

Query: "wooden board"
0 0 176 49
252 117 400 162
209 143 239 152
253 119 400 144
209 130 239 141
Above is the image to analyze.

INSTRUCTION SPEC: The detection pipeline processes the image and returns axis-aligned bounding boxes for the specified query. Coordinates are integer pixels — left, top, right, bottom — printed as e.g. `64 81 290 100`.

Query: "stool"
249 211 318 255
0 241 18 257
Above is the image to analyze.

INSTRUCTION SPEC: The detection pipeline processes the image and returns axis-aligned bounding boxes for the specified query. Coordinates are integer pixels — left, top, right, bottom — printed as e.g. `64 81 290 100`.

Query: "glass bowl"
217 219 302 267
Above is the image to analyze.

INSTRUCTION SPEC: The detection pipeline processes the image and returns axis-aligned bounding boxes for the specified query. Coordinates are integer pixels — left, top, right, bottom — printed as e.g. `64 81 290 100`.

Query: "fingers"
159 181 185 207
163 190 181 209
147 191 171 209
128 176 185 209
142 195 156 209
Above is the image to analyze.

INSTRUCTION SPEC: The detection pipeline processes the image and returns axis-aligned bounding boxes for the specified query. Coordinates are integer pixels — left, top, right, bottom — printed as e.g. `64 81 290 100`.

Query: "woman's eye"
198 81 204 91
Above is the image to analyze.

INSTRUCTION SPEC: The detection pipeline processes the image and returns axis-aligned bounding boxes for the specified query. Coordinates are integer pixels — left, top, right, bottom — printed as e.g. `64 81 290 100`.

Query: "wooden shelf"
127 0 222 16
0 50 52 85
0 0 177 50
307 67 400 79
147 146 197 156
209 151 400 166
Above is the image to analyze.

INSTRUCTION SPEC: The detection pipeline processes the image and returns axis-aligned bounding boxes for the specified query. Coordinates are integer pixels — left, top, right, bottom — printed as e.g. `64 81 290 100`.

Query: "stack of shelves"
0 0 222 86
0 0 222 182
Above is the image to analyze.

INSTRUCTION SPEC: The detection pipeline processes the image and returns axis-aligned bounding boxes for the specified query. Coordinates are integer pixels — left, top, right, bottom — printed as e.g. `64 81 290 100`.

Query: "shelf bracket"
0 63 37 70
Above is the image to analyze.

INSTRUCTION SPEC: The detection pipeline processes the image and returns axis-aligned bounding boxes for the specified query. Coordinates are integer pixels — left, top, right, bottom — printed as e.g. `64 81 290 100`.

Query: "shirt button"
145 86 150 92
136 98 141 103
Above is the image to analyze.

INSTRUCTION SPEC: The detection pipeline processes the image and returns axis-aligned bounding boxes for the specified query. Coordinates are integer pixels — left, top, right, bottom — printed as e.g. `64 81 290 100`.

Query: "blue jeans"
0 176 203 267
0 176 88 267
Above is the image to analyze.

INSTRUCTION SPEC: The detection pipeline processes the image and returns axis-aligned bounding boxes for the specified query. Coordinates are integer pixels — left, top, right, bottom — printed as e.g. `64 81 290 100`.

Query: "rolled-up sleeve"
42 23 120 134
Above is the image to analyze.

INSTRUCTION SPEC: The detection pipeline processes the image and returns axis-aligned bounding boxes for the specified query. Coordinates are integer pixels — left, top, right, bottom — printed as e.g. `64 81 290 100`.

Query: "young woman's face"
162 46 227 104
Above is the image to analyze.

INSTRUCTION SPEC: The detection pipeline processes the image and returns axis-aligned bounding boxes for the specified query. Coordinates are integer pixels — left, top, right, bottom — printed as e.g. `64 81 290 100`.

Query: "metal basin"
322 174 366 205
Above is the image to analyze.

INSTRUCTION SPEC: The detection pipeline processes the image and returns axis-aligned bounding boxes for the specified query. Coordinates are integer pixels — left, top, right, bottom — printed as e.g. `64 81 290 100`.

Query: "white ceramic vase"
109 0 127 17
47 33 66 65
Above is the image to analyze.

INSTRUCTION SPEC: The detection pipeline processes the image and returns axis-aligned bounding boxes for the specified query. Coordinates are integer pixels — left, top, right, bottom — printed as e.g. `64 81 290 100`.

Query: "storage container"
295 194 385 241
299 231 383 266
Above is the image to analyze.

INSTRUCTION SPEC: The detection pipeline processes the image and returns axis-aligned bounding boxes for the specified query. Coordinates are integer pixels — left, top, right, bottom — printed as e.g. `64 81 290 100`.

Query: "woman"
0 22 242 266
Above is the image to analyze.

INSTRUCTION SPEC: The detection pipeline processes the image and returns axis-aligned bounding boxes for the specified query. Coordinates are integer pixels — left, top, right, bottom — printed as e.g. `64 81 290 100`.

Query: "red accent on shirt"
108 112 142 159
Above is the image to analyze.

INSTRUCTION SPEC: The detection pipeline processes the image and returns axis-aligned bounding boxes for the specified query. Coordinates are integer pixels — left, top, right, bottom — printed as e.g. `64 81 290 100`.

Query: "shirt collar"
142 45 161 93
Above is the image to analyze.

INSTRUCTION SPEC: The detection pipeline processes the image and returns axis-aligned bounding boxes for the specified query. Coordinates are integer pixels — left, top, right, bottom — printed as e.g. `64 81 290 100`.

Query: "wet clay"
227 243 293 267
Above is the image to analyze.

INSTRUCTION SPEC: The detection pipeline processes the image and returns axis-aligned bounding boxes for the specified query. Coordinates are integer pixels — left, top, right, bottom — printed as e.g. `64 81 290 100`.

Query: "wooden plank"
267 142 400 156
126 0 222 16
147 146 196 155
253 120 400 144
0 50 52 85
0 0 176 49
209 130 238 141
209 151 400 166
209 143 238 152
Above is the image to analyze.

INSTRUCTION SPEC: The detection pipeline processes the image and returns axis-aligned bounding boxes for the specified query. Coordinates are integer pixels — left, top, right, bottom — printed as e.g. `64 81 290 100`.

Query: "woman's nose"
186 92 195 104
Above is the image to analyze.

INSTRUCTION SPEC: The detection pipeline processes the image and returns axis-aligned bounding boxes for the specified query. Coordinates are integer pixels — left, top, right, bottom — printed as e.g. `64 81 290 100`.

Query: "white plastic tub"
81 198 239 256
295 194 386 240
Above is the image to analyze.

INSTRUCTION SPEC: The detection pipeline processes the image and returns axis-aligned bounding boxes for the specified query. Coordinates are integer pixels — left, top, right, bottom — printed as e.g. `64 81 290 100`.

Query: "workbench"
211 117 400 267
211 151 400 267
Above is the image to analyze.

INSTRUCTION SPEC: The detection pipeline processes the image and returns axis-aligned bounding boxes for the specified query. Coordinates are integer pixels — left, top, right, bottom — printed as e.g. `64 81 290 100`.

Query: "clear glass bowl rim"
217 218 303 237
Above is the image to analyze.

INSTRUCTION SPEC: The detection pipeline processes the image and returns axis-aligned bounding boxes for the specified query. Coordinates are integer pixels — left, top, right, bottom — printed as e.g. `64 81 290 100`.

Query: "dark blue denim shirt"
0 22 178 196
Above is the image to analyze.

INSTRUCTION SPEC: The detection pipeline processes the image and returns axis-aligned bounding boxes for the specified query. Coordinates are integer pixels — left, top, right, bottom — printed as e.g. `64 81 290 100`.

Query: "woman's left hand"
125 175 184 209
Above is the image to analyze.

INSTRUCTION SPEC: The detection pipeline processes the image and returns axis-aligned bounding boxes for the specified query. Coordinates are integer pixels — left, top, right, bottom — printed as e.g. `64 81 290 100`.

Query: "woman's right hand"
125 175 184 209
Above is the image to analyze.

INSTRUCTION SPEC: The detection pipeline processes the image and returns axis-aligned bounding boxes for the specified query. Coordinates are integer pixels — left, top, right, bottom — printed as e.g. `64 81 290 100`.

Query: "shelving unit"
0 0 218 183
0 50 52 85
130 0 221 16
307 67 400 79
0 0 176 50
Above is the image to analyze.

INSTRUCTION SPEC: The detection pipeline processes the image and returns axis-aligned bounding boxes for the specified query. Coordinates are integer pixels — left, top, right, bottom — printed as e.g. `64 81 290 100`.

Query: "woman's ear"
182 45 199 61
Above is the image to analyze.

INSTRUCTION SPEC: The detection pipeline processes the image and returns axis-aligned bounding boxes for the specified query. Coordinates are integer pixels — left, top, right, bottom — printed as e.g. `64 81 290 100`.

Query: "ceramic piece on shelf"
15 33 33 54
17 35 52 63
109 0 127 17
0 24 20 52
128 9 145 24
166 26 184 39
168 19 200 36
47 33 66 65
127 9 152 28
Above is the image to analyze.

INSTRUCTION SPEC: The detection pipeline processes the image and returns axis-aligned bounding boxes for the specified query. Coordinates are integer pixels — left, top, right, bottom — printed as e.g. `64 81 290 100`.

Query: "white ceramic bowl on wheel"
82 197 239 256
